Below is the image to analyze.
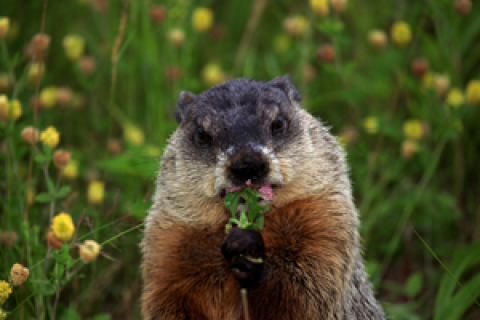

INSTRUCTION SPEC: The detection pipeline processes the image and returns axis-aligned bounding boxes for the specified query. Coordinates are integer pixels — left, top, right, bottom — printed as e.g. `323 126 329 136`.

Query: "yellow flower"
40 126 60 148
0 280 12 304
0 307 7 320
403 120 424 141
310 0 329 16
192 7 213 32
79 240 101 263
202 63 225 86
9 263 29 286
8 99 22 121
40 87 58 108
62 159 78 179
465 80 480 105
0 94 8 120
0 17 9 39
62 35 85 61
88 181 105 205
446 88 464 108
391 21 411 47
363 116 378 134
52 213 75 241
124 124 144 145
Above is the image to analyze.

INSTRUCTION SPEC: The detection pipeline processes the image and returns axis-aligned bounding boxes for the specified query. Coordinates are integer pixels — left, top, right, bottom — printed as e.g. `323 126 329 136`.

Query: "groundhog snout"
228 150 269 184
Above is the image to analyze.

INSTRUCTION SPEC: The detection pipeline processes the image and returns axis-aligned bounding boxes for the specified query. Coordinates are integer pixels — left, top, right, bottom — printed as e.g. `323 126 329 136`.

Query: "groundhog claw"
221 228 265 288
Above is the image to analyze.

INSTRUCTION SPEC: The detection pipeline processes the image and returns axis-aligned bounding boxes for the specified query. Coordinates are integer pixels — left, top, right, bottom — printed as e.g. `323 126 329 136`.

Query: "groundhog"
141 76 385 319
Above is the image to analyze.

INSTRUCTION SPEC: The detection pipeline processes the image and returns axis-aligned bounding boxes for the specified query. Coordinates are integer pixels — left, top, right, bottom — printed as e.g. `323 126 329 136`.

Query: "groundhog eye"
271 116 286 135
195 127 212 145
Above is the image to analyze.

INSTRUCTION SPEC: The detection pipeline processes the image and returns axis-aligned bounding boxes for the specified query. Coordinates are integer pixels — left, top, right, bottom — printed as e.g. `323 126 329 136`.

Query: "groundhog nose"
229 154 268 183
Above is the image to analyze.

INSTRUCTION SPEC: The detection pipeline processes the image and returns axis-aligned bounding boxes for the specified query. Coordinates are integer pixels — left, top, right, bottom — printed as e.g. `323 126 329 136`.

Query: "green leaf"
404 273 423 297
35 192 55 203
56 185 71 198
46 178 56 194
60 308 82 320
34 154 48 164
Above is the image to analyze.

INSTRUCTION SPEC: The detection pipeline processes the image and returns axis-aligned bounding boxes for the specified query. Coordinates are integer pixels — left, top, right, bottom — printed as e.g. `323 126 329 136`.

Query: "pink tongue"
225 179 274 201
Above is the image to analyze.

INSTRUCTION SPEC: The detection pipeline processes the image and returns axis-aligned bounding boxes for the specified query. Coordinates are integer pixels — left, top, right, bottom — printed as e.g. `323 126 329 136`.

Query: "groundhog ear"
268 75 302 104
175 91 196 124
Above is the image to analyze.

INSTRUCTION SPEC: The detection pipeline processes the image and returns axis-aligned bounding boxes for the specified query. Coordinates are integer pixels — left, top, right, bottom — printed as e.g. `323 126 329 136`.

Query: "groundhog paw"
221 228 265 288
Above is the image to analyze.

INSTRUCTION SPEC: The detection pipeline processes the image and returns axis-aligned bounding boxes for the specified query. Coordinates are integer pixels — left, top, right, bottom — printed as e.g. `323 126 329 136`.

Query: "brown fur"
142 196 356 320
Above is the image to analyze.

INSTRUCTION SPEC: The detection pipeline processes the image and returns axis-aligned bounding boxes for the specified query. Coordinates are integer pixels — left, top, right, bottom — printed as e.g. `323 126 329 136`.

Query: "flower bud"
124 124 144 145
391 21 411 47
47 231 64 249
167 29 185 47
368 30 388 49
0 95 8 120
31 33 51 54
363 116 379 135
63 35 85 61
10 263 29 286
330 0 347 13
62 159 78 179
465 80 480 106
433 74 450 97
53 150 71 169
316 44 335 63
39 86 57 108
401 140 419 159
88 181 105 205
410 58 429 79
202 63 225 86
446 88 464 108
0 73 11 92
310 0 329 16
0 231 18 247
454 0 472 16
192 7 214 32
56 87 73 106
403 120 425 140
283 16 308 37
0 17 9 39
150 5 167 23
21 126 40 145
78 56 96 76
79 240 101 263
27 62 45 85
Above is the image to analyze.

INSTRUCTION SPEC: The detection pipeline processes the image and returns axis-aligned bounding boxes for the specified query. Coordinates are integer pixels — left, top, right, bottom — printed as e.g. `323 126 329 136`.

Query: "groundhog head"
162 75 348 222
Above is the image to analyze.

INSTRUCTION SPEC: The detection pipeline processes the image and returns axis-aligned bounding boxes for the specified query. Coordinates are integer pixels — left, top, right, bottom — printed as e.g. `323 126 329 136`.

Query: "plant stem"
241 288 250 320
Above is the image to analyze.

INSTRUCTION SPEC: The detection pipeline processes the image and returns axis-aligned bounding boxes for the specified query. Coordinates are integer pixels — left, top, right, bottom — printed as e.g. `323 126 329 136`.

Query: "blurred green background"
1 0 480 319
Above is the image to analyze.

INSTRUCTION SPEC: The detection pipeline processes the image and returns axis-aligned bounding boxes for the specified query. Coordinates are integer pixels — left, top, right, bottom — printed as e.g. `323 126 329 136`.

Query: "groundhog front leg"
222 196 359 320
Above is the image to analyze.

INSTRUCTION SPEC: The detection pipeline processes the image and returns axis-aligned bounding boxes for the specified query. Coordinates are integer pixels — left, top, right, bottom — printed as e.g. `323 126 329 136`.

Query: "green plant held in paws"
224 187 269 233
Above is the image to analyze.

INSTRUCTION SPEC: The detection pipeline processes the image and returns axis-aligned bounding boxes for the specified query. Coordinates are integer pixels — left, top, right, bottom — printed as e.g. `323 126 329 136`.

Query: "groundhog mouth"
219 181 278 201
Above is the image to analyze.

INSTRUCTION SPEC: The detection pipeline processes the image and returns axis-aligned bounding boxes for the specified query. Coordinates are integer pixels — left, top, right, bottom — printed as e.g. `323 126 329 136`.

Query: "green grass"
1 0 480 319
